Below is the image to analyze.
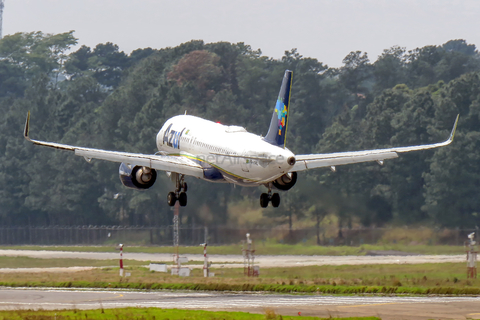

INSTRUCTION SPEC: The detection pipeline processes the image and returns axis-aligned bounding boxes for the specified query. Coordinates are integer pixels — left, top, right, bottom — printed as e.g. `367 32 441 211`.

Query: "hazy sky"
3 0 480 67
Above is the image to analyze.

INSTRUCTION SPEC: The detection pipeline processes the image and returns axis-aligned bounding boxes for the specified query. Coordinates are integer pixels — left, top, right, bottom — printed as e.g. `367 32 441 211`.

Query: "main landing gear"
167 174 188 207
260 187 280 208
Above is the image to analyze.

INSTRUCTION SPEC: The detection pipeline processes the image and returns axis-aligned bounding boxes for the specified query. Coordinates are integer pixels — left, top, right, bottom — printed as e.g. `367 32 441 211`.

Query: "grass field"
0 308 380 320
0 246 472 318
0 243 467 255
0 244 476 296
0 256 478 295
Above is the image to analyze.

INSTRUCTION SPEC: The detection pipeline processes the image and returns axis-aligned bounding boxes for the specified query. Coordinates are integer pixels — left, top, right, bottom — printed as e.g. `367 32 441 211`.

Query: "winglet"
23 111 75 151
449 114 460 142
24 111 32 142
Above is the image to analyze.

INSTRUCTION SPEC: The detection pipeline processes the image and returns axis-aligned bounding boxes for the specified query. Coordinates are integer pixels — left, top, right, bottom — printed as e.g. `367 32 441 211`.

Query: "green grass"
2 279 478 295
0 308 380 320
0 258 478 295
0 243 466 255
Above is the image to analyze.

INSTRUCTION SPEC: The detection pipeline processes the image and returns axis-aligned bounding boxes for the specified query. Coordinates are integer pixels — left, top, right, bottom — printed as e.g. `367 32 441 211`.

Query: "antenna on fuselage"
184 110 187 115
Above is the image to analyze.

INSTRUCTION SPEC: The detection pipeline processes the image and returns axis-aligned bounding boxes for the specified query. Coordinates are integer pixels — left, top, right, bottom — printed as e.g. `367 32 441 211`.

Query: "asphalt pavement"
0 288 478 320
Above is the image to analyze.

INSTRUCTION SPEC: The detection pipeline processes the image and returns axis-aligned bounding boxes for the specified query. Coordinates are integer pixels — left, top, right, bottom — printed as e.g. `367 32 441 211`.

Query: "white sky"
3 0 480 67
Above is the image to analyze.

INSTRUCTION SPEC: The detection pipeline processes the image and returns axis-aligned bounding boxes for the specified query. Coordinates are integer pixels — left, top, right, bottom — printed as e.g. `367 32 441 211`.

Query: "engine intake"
272 172 297 191
119 163 157 190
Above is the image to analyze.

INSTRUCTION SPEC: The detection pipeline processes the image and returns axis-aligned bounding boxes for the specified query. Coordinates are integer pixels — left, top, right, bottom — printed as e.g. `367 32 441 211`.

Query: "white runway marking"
0 288 478 310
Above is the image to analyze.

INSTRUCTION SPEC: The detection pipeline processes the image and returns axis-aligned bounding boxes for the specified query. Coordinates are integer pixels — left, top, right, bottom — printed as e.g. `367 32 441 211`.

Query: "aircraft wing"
291 115 459 172
23 112 205 178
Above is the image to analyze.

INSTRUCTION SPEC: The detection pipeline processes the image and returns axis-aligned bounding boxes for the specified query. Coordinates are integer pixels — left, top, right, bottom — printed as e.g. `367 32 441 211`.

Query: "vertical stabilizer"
264 70 293 148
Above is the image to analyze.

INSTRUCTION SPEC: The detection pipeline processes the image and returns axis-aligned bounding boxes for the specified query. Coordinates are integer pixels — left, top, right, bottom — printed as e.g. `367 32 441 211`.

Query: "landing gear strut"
167 174 188 207
260 186 280 208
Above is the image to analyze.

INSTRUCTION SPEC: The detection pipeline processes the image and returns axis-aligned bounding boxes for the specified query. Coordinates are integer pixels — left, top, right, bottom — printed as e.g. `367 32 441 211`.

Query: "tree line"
0 31 479 229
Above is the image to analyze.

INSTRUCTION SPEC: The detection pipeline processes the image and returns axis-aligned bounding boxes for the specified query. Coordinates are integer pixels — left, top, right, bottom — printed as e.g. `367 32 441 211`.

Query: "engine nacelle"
119 163 157 190
272 172 297 191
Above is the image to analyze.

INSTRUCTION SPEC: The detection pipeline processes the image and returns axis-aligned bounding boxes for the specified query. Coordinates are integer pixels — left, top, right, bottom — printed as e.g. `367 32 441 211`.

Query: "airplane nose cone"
287 156 296 166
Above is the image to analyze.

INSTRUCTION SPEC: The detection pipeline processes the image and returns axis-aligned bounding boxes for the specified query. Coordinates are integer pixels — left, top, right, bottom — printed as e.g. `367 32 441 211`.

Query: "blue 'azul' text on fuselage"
163 124 185 149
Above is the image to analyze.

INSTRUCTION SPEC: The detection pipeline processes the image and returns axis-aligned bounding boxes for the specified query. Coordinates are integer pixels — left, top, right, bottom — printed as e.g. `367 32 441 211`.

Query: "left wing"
291 115 459 172
23 112 205 178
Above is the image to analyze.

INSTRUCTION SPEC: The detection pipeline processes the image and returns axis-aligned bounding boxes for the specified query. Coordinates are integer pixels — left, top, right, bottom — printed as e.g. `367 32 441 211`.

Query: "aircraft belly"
222 175 260 187
209 160 282 186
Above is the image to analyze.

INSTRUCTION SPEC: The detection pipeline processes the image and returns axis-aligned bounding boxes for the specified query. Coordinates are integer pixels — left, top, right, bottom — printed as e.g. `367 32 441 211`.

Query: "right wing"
292 115 459 172
23 112 205 178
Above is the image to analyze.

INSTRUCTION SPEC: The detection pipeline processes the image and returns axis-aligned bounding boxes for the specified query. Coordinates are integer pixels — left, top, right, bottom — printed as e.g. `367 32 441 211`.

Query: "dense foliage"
0 32 479 228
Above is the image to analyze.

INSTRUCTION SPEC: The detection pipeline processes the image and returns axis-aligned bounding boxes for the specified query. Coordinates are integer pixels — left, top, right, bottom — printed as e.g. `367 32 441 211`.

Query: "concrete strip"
0 249 466 267
0 267 98 273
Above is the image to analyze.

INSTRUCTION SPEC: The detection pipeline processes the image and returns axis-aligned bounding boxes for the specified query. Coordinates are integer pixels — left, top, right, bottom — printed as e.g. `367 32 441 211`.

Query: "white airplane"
24 70 459 208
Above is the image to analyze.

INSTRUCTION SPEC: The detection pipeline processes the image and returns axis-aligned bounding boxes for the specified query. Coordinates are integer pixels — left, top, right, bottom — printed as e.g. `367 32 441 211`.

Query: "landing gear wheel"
167 192 177 206
271 193 280 207
168 174 189 207
178 192 187 207
260 193 269 208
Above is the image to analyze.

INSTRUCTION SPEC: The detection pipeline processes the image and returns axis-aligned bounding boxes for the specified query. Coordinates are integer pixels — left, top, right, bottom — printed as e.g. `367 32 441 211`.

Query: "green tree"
423 72 480 227
373 46 406 94
339 51 372 96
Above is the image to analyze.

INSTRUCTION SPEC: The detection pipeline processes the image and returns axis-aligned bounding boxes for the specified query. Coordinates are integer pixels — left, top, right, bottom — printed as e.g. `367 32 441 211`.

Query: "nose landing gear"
167 174 188 207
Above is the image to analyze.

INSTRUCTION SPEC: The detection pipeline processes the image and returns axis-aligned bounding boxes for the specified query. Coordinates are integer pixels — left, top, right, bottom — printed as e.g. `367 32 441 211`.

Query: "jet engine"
119 163 157 190
272 172 297 191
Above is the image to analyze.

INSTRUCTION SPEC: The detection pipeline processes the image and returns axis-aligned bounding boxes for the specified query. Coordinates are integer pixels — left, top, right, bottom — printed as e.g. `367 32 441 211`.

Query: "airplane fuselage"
156 115 295 186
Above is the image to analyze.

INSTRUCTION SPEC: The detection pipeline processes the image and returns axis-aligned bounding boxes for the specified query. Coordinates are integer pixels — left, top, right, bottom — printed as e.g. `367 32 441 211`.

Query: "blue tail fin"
264 70 293 148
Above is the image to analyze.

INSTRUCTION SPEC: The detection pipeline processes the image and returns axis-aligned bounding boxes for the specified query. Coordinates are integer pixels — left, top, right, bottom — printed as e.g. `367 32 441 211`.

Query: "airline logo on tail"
275 98 288 135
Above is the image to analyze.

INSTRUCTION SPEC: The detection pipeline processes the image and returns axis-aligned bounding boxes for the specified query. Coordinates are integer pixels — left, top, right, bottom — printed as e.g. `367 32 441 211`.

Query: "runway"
0 288 478 319
0 250 475 319
0 250 465 268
